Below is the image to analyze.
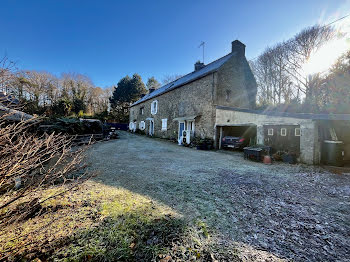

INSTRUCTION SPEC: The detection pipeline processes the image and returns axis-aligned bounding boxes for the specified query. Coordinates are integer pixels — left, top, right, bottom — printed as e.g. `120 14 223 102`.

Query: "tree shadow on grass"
1 181 242 262
50 209 240 261
86 133 350 261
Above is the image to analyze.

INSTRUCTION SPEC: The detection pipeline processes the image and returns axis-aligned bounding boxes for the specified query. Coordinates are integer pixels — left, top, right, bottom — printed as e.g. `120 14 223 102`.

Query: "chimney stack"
194 61 205 71
231 40 246 56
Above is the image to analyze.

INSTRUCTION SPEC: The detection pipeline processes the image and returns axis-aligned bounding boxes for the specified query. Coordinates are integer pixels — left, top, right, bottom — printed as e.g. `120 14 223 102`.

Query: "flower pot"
282 154 297 164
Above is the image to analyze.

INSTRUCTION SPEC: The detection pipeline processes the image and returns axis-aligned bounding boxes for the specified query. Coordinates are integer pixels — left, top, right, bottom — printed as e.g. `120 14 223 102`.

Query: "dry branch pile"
0 111 91 226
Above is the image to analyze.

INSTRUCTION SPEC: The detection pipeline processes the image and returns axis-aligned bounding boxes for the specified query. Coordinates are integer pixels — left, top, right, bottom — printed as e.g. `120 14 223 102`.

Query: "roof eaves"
216 106 350 121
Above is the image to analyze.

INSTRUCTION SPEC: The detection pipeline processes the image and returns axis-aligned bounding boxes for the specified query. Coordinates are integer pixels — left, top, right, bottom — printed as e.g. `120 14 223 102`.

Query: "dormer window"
151 100 158 115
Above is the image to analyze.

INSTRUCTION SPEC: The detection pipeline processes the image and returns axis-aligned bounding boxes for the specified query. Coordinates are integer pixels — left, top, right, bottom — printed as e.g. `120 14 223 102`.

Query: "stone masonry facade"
130 73 216 140
129 40 257 142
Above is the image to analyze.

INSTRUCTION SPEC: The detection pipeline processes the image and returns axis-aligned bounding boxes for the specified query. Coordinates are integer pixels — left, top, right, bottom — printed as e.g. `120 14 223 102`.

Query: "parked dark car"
222 136 248 150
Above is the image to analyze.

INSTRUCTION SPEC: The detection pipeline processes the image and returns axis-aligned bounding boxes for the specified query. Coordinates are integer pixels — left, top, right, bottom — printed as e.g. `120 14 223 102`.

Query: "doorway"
178 121 185 141
149 120 154 136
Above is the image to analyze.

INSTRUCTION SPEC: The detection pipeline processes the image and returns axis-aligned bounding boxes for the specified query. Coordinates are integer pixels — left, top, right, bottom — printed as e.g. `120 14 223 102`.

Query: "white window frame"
140 107 144 115
151 100 158 115
281 128 287 136
149 120 154 136
161 119 167 131
139 121 145 130
295 127 301 136
268 128 273 136
187 120 195 133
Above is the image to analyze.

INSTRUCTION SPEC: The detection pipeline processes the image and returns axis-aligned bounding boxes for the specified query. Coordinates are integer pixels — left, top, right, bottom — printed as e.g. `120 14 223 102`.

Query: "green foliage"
72 98 86 115
191 137 214 150
51 98 73 117
109 74 146 123
110 74 146 106
39 118 103 135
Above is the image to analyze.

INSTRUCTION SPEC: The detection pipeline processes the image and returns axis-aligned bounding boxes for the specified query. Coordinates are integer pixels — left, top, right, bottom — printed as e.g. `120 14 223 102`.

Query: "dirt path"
87 131 350 261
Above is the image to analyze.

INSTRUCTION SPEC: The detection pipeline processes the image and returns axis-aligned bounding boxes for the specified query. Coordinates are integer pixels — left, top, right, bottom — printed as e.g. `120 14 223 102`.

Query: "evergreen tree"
110 74 146 122
146 76 161 90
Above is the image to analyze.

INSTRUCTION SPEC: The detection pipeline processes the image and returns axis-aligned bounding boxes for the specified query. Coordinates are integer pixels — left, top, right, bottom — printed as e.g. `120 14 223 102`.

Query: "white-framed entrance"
173 115 198 145
149 119 154 136
146 117 154 136
178 121 185 142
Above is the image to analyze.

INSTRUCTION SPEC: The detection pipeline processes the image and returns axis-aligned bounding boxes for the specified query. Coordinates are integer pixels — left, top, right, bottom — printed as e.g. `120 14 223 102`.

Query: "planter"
282 154 297 164
196 144 209 150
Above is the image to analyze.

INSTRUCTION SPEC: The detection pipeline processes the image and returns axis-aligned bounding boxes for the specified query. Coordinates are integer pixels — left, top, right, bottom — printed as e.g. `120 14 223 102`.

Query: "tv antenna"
198 41 205 63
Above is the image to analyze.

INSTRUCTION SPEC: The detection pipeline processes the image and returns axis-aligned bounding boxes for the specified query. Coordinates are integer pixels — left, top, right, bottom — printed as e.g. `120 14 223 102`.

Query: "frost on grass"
1 181 241 261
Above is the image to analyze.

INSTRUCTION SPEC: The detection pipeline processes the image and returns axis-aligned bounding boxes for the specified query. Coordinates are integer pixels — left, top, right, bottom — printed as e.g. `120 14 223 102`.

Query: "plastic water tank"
321 140 344 166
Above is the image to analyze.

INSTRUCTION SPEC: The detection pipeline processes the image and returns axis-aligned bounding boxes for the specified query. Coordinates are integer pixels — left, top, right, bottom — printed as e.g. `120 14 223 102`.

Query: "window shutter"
162 119 167 130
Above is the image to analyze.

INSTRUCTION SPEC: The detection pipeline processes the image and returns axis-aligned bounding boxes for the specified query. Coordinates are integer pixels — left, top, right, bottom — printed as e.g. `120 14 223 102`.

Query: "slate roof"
216 106 350 121
131 52 235 106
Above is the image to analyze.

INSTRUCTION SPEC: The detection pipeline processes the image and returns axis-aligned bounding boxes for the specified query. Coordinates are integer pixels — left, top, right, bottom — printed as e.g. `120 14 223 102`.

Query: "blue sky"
1 0 348 87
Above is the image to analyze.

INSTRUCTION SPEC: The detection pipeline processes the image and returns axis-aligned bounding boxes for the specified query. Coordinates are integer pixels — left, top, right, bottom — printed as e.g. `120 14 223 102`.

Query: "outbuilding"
215 106 350 165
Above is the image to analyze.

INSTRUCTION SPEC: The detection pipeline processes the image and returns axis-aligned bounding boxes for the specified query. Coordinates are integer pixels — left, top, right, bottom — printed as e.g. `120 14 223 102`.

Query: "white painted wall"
215 109 320 164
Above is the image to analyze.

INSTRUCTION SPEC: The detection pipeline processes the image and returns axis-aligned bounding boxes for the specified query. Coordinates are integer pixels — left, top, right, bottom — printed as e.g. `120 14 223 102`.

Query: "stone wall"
130 73 217 140
215 52 257 108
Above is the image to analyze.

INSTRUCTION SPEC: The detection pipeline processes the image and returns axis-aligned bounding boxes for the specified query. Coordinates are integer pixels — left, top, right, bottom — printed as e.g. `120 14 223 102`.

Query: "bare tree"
0 55 17 93
252 24 335 109
251 43 292 105
0 112 90 226
285 25 334 98
162 74 183 85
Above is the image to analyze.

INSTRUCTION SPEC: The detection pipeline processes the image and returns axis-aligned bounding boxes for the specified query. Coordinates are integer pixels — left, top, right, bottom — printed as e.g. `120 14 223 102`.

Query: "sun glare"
302 16 350 76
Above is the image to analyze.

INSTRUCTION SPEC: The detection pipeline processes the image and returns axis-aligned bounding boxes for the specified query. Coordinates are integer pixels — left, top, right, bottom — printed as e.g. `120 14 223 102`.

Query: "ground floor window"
161 119 167 131
129 122 136 132
187 120 195 133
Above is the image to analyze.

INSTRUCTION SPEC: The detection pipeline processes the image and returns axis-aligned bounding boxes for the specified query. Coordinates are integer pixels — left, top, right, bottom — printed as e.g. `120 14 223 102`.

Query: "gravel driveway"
88 131 350 261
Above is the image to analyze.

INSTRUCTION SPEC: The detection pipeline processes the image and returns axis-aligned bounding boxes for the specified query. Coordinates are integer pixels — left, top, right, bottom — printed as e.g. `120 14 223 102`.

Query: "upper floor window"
139 107 144 115
281 128 287 136
151 100 158 115
225 90 231 102
295 128 301 136
268 128 273 136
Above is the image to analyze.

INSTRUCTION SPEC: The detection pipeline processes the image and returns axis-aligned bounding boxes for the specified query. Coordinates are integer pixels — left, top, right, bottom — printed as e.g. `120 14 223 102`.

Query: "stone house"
129 40 257 142
129 40 350 165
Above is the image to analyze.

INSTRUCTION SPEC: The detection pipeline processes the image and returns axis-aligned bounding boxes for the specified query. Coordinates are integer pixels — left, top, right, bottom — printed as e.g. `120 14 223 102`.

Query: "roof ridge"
159 52 232 88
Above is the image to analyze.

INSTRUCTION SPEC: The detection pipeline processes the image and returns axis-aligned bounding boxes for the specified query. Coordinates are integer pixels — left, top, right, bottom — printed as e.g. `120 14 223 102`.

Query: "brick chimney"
231 40 245 56
194 61 205 71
